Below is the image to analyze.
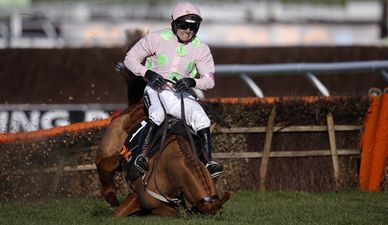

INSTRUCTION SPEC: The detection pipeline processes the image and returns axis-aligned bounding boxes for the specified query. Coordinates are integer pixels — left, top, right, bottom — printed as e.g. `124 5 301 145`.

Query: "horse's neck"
119 102 145 132
162 137 216 196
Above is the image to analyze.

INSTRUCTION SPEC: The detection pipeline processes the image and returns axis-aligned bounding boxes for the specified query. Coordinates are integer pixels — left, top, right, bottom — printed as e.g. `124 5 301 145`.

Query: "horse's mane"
111 101 145 133
174 137 211 193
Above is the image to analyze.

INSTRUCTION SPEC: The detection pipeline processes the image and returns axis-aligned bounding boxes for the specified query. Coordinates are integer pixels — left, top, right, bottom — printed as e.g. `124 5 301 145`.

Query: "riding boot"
197 127 224 179
134 120 158 175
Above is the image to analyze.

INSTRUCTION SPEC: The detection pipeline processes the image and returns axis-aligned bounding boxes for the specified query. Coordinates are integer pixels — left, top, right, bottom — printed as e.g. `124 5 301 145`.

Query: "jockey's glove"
174 78 196 91
145 70 167 89
114 62 130 75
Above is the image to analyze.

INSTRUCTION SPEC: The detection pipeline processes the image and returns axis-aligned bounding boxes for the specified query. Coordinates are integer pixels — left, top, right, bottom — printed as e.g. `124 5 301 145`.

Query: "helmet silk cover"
171 2 202 21
171 2 202 42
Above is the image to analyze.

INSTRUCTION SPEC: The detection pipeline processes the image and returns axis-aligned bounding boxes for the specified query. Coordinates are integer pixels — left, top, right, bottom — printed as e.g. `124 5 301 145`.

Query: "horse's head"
167 137 230 214
186 191 230 214
136 131 229 216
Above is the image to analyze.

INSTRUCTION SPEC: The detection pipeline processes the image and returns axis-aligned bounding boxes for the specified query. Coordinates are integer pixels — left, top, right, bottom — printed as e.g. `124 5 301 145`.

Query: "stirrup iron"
134 154 149 174
206 161 224 179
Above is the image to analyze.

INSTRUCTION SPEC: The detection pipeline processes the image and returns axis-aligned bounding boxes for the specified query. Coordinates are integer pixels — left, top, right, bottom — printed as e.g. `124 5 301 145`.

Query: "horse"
113 117 230 216
96 105 230 216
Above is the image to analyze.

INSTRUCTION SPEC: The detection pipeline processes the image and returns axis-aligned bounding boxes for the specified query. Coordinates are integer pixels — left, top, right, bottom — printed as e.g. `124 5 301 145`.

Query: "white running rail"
215 60 388 97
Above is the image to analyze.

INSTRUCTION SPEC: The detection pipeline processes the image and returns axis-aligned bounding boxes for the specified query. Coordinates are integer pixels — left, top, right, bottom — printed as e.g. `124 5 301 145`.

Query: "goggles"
176 21 200 32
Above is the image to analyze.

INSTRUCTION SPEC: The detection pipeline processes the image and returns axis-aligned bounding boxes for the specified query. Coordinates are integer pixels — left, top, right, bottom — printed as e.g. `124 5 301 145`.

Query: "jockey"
124 1 223 179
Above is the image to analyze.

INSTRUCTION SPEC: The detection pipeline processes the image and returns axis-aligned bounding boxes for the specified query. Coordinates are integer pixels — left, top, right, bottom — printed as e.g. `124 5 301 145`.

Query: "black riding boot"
197 127 224 179
134 120 158 175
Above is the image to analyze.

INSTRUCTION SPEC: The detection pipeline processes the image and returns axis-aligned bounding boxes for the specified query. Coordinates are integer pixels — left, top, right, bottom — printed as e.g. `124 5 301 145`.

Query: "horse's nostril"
196 199 223 214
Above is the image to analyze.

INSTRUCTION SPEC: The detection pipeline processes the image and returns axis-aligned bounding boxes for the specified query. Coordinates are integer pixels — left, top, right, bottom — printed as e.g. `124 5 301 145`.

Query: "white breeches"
143 85 210 132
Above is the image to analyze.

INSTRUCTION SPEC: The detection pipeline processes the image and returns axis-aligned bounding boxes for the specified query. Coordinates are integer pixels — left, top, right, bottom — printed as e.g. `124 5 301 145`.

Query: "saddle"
119 116 202 181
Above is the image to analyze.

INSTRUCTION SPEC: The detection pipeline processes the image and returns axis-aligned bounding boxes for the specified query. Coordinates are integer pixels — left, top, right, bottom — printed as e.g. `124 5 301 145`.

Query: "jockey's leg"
134 119 159 173
177 93 224 179
138 120 158 153
119 86 165 181
197 127 224 180
121 119 158 181
131 86 165 176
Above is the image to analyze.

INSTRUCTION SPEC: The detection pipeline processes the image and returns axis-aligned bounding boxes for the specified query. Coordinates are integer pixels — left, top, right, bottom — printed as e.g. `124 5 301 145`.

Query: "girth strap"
145 187 181 205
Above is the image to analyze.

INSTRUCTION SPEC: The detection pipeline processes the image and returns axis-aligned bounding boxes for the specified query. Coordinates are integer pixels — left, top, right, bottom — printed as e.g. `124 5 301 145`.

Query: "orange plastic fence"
0 118 111 144
367 88 388 191
359 89 382 191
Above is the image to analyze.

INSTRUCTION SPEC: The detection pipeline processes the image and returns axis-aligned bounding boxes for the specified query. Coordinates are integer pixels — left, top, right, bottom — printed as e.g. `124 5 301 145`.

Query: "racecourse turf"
1 191 388 225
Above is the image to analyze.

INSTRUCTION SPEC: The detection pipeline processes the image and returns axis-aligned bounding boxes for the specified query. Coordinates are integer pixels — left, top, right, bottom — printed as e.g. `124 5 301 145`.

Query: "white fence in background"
215 60 388 97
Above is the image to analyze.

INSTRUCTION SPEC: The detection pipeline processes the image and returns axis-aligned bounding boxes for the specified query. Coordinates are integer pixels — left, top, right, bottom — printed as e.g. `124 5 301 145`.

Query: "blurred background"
0 0 386 48
0 1 387 200
1 0 388 133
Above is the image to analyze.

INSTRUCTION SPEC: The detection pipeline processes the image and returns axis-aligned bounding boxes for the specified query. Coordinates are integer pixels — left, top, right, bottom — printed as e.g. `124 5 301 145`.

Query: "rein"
179 91 198 159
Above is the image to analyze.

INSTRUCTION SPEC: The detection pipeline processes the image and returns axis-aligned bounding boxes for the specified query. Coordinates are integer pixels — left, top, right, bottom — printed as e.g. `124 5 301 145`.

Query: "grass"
1 191 388 225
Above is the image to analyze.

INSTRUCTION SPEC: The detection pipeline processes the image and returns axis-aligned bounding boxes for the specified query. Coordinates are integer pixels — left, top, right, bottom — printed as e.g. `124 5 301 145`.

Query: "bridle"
185 194 220 213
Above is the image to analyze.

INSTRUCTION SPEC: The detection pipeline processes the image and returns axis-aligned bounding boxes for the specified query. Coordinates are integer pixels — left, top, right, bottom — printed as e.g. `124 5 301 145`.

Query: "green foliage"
1 191 388 225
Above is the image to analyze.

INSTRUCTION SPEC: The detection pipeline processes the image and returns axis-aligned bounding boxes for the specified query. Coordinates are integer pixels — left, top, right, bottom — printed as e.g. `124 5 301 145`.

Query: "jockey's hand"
174 78 196 91
114 62 129 74
145 70 167 89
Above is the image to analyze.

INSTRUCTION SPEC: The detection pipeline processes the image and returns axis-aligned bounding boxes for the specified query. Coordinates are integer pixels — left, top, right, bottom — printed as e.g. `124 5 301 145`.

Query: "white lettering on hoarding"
85 110 109 122
0 109 113 133
0 111 9 132
0 104 121 134
41 110 70 129
9 111 40 133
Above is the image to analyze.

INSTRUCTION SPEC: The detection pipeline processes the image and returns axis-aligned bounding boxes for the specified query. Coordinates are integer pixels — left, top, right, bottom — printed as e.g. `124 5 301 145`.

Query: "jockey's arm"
193 44 215 90
194 72 215 90
124 35 154 77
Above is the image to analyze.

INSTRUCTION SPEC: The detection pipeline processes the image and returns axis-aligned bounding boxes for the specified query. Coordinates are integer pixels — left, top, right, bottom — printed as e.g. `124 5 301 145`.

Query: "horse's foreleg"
96 159 120 207
96 115 130 207
112 192 142 217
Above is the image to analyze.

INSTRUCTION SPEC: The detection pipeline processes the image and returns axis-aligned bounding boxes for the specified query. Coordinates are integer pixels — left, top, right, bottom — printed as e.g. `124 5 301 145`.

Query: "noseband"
188 194 219 212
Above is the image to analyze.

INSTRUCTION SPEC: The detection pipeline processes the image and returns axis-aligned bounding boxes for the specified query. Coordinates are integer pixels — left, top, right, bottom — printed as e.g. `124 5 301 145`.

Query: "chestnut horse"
95 105 229 216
